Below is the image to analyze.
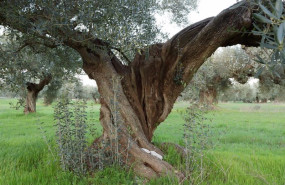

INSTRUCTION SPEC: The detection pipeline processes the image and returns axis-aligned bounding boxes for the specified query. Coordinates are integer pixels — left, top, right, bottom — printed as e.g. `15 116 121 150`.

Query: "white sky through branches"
158 0 237 37
190 0 237 22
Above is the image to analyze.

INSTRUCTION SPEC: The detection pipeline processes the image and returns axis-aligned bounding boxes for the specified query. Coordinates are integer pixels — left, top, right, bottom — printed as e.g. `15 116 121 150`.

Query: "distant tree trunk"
24 88 37 113
256 95 259 103
199 87 218 105
24 75 52 114
43 89 54 106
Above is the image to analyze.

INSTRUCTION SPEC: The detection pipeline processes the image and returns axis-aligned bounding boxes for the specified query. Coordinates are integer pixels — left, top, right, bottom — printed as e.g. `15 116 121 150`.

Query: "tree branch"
110 47 132 64
26 74 52 93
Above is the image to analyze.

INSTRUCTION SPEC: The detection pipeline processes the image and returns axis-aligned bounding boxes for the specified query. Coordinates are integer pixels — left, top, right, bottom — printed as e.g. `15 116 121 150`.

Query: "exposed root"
132 158 184 180
133 162 158 179
87 136 185 180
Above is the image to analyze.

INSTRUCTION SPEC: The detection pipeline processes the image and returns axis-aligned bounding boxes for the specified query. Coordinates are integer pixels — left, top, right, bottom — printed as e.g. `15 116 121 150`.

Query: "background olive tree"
0 35 81 113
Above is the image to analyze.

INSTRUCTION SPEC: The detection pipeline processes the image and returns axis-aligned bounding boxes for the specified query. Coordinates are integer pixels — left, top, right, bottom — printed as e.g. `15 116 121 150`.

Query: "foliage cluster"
252 0 285 65
0 36 81 95
52 78 127 176
54 97 89 175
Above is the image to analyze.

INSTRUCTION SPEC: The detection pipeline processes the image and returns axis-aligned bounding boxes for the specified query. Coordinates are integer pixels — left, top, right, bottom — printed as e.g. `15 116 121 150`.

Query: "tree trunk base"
87 136 185 180
24 90 37 114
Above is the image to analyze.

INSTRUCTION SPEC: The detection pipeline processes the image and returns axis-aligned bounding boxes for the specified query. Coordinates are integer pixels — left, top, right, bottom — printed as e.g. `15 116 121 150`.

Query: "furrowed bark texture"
77 2 260 178
24 76 52 114
0 1 262 179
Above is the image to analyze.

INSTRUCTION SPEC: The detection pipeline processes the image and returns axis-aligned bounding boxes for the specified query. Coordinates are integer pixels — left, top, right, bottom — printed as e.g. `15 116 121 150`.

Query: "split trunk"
72 2 260 179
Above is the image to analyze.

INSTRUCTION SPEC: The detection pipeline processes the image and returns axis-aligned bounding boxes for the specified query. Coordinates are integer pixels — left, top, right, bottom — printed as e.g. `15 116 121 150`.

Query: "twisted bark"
0 0 263 179
78 2 260 178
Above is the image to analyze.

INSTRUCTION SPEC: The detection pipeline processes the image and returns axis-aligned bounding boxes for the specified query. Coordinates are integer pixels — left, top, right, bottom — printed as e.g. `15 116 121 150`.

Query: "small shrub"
182 103 213 183
53 78 127 176
54 96 88 175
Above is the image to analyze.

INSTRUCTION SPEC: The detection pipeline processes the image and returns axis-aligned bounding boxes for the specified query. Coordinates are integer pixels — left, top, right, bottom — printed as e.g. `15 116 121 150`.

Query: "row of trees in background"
220 81 285 103
43 80 100 102
180 46 285 105
0 77 100 105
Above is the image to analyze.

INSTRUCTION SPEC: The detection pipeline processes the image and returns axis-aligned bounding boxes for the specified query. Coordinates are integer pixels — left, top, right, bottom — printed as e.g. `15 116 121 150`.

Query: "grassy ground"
0 99 284 184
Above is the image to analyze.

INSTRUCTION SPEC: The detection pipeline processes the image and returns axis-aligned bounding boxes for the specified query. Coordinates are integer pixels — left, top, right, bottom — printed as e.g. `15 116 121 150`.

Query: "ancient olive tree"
182 46 254 105
0 0 284 179
0 38 81 113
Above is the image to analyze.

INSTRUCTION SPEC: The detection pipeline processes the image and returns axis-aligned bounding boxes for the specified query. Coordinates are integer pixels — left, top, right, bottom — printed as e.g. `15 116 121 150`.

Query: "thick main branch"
122 1 261 140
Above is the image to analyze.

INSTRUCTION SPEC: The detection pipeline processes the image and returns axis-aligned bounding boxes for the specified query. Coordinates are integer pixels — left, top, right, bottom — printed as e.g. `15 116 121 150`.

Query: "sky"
158 0 237 37
190 0 237 22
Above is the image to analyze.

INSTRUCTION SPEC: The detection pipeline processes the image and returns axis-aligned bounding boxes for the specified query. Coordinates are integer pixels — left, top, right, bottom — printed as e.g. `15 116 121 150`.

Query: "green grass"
0 99 284 184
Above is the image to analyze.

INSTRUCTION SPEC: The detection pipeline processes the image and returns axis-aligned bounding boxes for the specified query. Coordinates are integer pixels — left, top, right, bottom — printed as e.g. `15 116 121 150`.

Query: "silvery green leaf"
262 43 277 49
259 3 277 19
275 0 283 19
277 23 284 44
253 13 272 24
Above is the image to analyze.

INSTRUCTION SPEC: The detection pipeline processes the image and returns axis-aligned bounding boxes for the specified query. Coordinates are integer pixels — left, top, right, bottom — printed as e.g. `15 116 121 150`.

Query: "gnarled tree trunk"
24 75 52 114
72 2 260 179
0 0 262 180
